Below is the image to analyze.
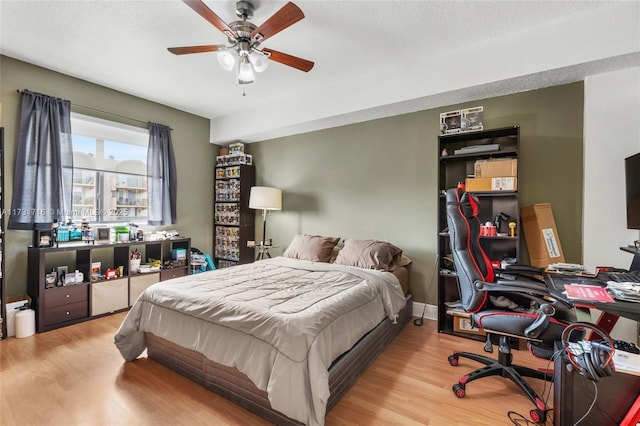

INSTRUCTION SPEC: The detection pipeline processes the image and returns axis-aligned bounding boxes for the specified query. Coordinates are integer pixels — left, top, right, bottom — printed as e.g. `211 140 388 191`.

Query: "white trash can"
15 309 36 338
6 300 28 337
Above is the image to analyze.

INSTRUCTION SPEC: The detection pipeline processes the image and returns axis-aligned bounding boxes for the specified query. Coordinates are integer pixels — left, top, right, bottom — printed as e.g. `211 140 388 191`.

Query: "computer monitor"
625 152 640 230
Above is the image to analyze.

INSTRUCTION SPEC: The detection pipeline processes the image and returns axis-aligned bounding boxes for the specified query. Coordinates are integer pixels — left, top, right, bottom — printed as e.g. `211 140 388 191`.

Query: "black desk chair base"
448 334 551 424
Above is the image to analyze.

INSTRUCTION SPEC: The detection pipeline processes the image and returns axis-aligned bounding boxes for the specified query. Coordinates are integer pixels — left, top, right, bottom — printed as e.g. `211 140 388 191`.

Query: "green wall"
0 56 215 298
249 83 584 304
0 54 583 306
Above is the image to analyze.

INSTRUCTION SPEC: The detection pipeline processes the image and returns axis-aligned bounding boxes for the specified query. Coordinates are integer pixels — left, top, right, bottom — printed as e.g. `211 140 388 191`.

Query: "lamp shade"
237 56 255 85
249 50 269 72
249 187 282 210
217 50 235 71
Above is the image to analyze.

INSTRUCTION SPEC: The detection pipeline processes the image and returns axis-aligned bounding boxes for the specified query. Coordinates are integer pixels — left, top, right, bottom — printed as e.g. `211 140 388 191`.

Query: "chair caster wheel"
448 354 459 366
452 383 465 398
530 409 546 423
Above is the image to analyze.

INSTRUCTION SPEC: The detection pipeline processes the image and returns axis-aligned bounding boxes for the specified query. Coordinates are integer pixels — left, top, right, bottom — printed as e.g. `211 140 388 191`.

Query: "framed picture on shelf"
91 262 101 281
34 229 54 247
45 271 57 288
96 227 110 243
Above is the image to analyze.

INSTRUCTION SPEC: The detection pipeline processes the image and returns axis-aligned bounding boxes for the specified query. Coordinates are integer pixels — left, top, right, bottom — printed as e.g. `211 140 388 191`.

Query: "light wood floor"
0 313 556 426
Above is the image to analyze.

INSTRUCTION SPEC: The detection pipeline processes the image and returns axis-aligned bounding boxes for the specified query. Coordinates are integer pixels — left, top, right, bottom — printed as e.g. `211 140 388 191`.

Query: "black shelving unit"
214 164 255 268
0 128 5 339
437 126 521 339
27 238 191 332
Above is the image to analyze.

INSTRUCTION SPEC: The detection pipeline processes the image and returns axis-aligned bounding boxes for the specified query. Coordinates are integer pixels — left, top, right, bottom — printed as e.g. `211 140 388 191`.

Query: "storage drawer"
161 267 187 281
46 284 89 308
45 301 88 326
130 272 160 305
91 278 128 316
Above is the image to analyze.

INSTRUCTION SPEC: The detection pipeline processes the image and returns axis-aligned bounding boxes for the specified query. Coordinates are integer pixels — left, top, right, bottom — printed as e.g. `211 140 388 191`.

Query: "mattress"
145 292 413 425
115 257 408 425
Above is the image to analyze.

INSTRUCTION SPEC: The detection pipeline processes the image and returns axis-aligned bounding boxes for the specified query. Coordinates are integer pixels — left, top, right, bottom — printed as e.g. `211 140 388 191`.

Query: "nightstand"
255 244 278 261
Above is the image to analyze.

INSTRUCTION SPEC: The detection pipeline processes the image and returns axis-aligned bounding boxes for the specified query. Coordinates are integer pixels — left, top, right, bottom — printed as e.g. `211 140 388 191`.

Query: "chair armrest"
503 264 544 274
478 278 548 293
524 303 555 338
474 279 573 308
495 265 545 284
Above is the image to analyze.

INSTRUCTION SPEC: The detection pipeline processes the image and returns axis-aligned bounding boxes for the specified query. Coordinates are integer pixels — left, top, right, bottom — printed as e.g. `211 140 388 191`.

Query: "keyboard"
614 340 640 354
607 270 640 283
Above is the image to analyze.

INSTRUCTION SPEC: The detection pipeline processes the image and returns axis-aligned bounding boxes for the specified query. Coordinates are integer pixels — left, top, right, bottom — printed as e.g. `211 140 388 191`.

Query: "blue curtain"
9 90 73 230
147 122 177 225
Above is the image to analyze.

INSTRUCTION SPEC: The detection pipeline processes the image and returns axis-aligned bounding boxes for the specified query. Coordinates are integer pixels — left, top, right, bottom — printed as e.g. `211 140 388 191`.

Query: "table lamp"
249 186 282 246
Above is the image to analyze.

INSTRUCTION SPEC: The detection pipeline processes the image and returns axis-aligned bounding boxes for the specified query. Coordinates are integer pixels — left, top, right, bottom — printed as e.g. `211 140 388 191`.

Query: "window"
70 113 149 224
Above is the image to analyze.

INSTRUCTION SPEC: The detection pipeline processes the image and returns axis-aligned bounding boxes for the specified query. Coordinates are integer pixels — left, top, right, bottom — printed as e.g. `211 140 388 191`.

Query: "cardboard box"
475 158 518 178
453 315 485 336
465 176 517 192
521 203 565 268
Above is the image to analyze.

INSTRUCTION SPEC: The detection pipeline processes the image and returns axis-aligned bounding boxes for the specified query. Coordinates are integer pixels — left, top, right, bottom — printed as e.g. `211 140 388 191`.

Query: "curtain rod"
16 89 173 130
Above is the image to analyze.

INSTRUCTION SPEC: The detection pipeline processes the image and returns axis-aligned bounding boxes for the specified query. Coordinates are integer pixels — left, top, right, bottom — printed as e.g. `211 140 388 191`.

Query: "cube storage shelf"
437 126 520 340
27 238 190 332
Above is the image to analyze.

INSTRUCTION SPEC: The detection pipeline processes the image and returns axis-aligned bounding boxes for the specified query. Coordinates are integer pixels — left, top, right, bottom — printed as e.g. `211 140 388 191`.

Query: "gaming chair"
445 185 577 424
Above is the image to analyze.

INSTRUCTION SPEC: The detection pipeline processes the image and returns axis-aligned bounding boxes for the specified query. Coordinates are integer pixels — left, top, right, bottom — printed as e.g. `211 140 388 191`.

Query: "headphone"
561 322 616 382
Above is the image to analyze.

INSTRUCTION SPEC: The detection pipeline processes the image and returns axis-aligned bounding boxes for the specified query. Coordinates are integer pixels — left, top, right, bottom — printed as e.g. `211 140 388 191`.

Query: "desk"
545 272 640 425
553 342 640 426
545 272 640 335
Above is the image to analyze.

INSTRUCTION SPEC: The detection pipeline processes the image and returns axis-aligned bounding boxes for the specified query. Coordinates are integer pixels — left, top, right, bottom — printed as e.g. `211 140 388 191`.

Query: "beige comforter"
114 257 406 426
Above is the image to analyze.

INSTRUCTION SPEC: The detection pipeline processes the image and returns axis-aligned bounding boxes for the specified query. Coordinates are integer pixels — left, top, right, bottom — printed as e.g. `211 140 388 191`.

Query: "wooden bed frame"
146 293 413 425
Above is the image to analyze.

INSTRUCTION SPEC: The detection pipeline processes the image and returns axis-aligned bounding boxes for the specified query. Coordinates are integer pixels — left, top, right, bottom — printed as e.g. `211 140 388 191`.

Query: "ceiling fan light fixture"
249 50 269 73
217 50 235 71
172 0 314 88
237 56 255 84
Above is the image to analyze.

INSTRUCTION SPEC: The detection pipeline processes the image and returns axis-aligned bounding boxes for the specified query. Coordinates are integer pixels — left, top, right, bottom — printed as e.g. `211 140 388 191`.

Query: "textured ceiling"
2 1 640 143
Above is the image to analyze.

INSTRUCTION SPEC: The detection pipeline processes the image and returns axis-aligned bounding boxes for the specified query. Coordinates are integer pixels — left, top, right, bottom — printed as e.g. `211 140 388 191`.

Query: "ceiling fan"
168 0 314 85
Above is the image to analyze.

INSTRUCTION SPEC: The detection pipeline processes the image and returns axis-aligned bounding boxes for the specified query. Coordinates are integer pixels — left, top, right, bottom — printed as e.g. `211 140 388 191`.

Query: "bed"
115 236 412 426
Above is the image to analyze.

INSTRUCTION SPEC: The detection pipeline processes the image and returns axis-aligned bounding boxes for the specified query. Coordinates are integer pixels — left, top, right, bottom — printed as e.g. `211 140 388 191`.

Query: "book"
564 283 615 302
546 263 599 277
613 350 640 376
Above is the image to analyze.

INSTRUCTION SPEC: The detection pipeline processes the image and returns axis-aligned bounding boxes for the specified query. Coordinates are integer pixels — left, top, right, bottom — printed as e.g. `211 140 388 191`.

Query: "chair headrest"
458 189 480 219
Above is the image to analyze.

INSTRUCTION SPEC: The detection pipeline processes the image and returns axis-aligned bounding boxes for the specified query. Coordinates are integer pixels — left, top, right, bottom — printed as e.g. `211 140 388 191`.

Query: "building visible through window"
70 113 148 224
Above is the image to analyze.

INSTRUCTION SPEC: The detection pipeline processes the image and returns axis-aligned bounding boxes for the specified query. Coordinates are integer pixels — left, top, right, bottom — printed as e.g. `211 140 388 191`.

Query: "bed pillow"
333 239 403 271
388 253 413 272
283 234 341 262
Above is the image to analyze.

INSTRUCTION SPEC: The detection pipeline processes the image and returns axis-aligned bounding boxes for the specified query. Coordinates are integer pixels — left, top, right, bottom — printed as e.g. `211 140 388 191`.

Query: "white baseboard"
411 301 438 322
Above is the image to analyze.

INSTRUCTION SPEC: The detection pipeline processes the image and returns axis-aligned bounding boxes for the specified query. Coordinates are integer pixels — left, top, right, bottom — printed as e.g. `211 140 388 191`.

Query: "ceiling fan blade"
182 0 237 38
263 48 314 72
251 2 304 43
168 45 227 55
